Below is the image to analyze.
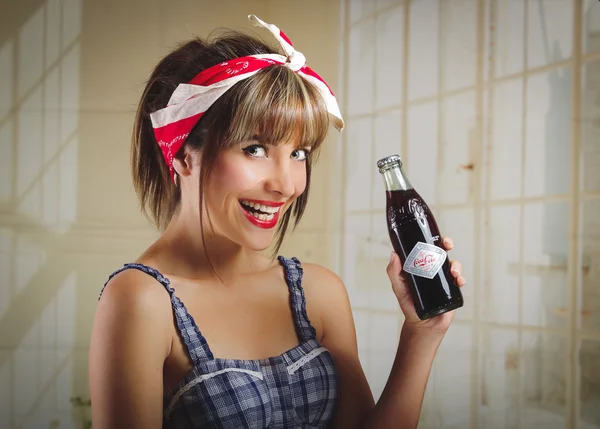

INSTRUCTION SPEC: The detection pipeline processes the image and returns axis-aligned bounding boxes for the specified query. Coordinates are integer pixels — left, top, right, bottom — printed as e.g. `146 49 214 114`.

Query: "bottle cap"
376 154 403 172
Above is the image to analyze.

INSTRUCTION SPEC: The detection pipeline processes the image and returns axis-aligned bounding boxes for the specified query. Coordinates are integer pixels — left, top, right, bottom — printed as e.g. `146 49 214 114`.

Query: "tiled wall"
0 0 84 427
337 0 600 428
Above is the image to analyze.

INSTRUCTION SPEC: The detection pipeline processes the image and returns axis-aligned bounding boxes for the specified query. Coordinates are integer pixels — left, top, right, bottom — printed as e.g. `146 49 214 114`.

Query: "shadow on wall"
0 0 85 428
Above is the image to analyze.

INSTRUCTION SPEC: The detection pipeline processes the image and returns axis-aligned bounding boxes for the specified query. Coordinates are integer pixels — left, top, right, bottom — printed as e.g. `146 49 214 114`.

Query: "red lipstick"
239 199 283 229
244 199 285 207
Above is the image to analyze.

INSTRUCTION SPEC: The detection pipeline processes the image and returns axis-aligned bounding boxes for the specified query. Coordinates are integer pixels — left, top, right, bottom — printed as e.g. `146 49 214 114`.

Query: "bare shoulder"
93 268 173 356
89 268 172 427
300 262 349 301
98 268 172 314
300 263 353 339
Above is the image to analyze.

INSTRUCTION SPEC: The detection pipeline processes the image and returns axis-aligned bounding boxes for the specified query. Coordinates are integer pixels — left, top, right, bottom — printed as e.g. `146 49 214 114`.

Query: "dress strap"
100 263 214 365
277 256 317 342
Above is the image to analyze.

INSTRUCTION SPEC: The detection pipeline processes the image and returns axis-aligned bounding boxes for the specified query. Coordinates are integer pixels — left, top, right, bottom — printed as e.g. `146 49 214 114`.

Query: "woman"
89 15 467 429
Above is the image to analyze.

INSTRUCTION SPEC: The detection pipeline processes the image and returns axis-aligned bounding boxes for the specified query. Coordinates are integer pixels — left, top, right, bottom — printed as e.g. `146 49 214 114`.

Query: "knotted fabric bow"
149 14 345 181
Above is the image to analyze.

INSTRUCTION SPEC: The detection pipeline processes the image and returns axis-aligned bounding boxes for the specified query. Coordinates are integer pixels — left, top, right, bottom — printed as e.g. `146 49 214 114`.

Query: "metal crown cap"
376 154 403 172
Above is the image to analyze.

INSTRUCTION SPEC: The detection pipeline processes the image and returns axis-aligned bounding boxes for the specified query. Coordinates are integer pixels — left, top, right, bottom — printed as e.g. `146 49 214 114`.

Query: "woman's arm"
362 325 443 429
89 270 173 429
308 238 465 429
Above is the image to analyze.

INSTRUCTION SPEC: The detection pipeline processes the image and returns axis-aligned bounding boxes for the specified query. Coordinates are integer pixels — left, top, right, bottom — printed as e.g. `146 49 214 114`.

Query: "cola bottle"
377 154 463 320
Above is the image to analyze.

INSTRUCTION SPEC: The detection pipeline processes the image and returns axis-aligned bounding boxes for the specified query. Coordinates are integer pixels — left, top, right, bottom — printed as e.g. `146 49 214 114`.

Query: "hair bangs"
224 66 330 150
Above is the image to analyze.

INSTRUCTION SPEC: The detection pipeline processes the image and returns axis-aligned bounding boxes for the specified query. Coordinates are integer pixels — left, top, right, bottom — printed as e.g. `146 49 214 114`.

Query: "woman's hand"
386 236 466 335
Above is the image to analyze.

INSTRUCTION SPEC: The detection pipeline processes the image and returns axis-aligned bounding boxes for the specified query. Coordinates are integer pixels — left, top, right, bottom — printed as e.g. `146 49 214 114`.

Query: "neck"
147 207 273 282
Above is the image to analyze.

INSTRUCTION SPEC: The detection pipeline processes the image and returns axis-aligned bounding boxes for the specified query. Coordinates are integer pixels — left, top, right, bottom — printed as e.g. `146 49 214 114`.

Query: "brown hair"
131 30 330 256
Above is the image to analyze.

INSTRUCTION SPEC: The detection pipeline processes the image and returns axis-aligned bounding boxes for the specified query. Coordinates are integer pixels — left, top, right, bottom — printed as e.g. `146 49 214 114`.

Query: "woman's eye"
243 145 267 158
291 149 309 161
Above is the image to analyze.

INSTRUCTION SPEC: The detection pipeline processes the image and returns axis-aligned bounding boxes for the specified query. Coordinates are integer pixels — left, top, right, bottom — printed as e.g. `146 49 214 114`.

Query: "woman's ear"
172 146 197 179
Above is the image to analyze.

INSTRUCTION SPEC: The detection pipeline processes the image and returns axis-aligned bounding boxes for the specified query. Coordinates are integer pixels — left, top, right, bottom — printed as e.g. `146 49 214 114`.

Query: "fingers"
387 252 413 307
387 251 402 278
450 259 466 287
444 238 466 286
387 252 409 288
450 260 462 276
442 236 454 251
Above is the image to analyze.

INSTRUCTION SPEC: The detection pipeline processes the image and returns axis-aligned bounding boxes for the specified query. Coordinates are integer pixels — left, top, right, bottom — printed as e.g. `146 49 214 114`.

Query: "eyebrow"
248 134 310 149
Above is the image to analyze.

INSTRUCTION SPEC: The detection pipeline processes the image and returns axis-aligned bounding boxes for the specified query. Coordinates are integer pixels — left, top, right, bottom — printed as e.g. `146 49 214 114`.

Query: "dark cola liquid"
387 188 463 320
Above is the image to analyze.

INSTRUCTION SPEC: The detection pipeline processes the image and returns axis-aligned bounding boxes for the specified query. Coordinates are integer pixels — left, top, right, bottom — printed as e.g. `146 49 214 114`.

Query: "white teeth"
252 212 274 221
240 200 280 214
261 205 279 214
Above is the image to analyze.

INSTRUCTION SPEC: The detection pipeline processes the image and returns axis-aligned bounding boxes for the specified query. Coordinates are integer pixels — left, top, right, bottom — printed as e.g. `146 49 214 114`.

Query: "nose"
265 160 295 198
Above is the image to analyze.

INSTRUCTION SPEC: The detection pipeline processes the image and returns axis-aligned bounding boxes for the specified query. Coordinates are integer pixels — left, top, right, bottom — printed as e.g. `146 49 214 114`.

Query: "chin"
240 232 277 253
234 199 287 252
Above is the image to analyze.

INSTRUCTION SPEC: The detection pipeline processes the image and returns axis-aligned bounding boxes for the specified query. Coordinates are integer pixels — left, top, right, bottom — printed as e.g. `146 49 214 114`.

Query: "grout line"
436 0 444 209
7 235 15 429
401 0 410 169
339 0 350 291
582 50 600 63
368 1 377 311
57 0 64 242
489 58 573 83
9 0 19 341
579 330 600 342
328 0 347 273
337 0 350 276
568 0 584 427
468 194 573 205
0 217 160 239
0 346 91 351
471 0 489 427
343 193 574 217
483 0 496 421
476 323 567 336
346 308 579 337
348 1 405 28
517 1 529 424
8 8 20 425
38 2 49 401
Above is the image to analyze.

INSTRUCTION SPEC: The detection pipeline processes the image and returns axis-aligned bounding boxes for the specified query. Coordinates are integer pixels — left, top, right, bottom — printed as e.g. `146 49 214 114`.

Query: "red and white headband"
149 14 345 181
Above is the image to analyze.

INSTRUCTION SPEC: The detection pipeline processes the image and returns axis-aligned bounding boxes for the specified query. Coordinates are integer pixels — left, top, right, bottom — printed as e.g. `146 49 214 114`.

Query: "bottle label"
403 242 447 279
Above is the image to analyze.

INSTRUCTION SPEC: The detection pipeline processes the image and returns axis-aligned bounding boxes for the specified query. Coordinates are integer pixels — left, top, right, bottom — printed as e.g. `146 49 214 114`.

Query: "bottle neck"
381 164 413 191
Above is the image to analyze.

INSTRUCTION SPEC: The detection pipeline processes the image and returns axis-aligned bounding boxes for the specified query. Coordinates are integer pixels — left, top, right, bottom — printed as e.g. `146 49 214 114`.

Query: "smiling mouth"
239 199 281 222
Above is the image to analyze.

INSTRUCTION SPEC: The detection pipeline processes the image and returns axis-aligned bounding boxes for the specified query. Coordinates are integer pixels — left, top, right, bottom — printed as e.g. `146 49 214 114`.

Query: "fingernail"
444 238 453 246
390 252 395 264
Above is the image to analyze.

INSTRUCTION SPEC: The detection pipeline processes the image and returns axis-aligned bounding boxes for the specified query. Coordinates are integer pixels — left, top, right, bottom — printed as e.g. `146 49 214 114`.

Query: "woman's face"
201 137 310 251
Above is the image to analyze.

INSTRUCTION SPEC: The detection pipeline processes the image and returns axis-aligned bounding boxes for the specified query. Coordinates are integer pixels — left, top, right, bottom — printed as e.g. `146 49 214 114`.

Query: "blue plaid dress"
100 256 339 428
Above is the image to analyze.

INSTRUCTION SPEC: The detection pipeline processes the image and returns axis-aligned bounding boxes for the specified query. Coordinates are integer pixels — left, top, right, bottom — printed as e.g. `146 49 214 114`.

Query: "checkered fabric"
100 256 338 428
